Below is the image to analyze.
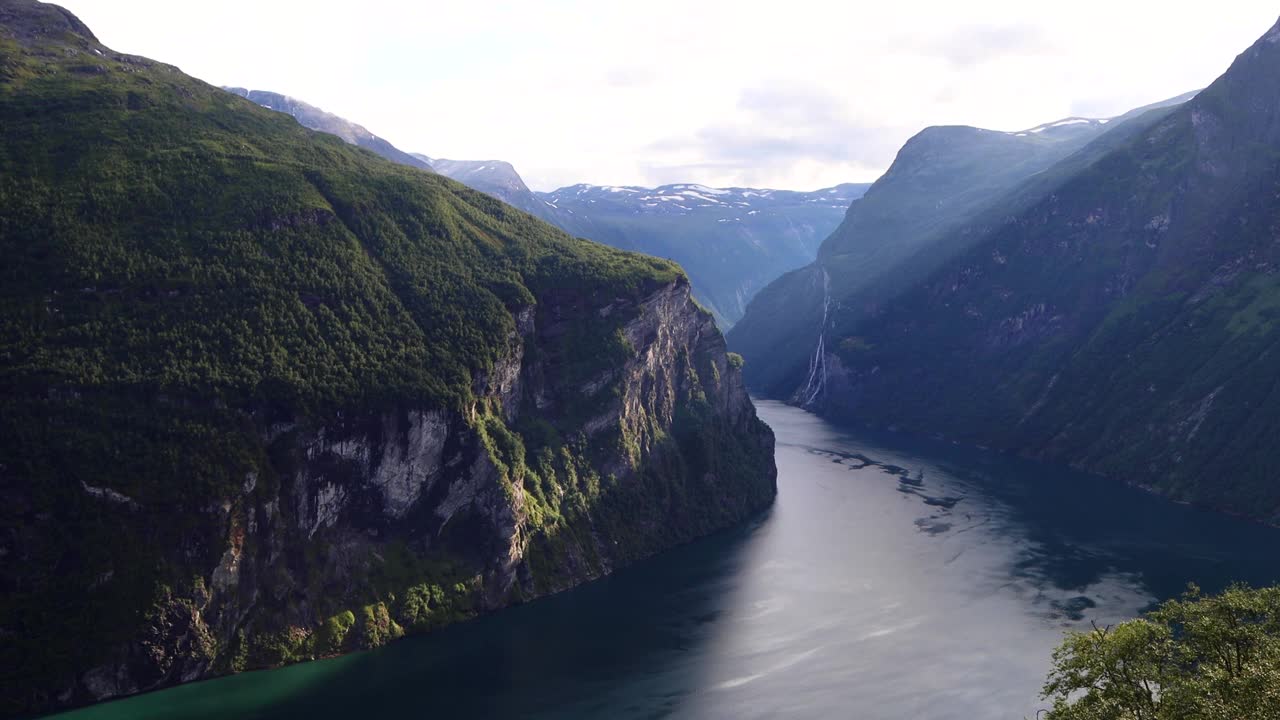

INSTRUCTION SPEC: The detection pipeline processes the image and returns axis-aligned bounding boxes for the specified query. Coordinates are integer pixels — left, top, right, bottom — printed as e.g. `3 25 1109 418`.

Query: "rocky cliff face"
785 17 1280 522
729 95 1196 395
45 278 774 711
0 5 775 715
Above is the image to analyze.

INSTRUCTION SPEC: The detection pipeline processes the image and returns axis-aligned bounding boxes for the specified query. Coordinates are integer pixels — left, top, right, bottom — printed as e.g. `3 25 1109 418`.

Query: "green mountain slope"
729 96 1194 393
0 2 775 715
806 17 1280 521
227 89 865 327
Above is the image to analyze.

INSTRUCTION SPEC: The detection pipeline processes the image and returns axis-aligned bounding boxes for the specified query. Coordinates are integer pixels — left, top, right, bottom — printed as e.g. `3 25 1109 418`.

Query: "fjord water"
56 401 1280 720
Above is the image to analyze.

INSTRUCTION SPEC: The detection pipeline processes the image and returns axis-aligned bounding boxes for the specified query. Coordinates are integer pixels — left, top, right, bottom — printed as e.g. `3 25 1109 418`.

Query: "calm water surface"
55 400 1280 719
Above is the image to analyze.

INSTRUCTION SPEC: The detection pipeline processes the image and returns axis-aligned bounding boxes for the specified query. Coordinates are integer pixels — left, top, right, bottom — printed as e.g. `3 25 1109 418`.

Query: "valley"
732 18 1280 525
5 1 1280 718
48 401 1280 719
225 86 869 326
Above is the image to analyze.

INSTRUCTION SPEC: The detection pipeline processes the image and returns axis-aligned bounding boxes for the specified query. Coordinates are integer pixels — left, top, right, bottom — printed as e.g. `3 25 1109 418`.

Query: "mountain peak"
1212 14 1280 75
0 0 97 44
424 158 534 201
1187 15 1280 152
1264 16 1280 44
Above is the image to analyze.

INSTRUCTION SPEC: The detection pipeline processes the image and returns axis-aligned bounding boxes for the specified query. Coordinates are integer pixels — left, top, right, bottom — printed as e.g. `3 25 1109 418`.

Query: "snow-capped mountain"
409 155 540 211
535 183 870 326
1007 116 1110 138
1004 90 1201 141
221 83 868 327
412 159 870 326
539 183 863 218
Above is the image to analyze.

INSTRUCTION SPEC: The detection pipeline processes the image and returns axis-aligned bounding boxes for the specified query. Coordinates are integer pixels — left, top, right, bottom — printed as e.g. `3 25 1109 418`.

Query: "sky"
59 1 1280 191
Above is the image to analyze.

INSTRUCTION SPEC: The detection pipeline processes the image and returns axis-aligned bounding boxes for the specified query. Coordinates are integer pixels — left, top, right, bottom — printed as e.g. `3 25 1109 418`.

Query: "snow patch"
1027 117 1096 134
671 183 729 196
679 190 722 203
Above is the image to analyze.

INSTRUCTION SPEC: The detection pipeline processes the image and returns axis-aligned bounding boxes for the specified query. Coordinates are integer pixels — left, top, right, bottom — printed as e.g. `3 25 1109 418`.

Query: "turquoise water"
52 400 1280 719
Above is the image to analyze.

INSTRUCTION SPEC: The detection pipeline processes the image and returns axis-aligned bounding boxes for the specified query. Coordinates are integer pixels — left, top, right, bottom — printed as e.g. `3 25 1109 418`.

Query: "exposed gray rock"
49 278 775 712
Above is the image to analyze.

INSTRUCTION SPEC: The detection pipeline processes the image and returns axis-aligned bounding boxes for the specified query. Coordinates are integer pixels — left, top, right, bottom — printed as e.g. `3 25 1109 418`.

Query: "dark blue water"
54 400 1280 719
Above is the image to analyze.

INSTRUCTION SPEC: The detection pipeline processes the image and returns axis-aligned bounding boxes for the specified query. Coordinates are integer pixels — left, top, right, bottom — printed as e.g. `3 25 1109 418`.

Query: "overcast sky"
60 1 1279 191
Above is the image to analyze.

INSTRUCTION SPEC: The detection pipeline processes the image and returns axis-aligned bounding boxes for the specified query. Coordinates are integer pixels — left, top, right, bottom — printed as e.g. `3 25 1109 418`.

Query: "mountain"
539 182 870 325
760 18 1280 520
409 154 550 216
415 159 871 327
729 94 1196 394
223 87 434 172
220 88 865 327
0 3 775 716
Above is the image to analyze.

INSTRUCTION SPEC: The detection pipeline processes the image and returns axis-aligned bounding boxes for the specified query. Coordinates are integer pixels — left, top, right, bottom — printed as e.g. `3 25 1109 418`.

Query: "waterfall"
800 268 831 406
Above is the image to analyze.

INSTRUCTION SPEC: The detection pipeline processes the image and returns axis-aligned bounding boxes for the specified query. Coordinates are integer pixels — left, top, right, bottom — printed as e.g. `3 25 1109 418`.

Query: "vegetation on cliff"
726 109 1159 394
789 17 1280 521
0 3 775 715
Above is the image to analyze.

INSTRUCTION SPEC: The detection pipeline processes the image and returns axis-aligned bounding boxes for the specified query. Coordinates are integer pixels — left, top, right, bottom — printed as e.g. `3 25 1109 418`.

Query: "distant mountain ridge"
540 182 861 215
223 85 867 325
536 181 869 324
729 92 1198 393
410 155 538 211
736 15 1280 522
222 87 434 172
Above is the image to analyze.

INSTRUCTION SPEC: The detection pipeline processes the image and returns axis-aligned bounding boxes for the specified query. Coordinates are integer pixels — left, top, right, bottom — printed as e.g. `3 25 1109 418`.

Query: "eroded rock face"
49 279 776 711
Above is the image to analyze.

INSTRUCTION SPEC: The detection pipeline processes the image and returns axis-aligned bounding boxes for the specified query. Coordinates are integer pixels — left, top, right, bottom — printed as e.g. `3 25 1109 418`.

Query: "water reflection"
54 400 1280 720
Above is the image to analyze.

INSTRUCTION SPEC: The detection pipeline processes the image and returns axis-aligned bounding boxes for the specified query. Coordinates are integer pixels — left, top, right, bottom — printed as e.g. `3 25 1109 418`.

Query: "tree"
1042 584 1280 719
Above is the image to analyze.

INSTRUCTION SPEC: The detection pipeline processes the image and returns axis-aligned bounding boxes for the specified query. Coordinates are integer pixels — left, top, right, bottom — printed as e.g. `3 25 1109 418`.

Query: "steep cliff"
12 277 772 715
793 18 1280 521
0 3 775 715
729 94 1196 394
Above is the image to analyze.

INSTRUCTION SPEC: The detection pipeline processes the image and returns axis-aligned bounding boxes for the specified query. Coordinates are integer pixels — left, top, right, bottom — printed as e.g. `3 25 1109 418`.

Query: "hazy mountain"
223 87 434 172
409 154 548 214
750 17 1280 520
1 4 775 714
219 90 863 327
417 159 872 326
729 94 1196 393
540 182 871 325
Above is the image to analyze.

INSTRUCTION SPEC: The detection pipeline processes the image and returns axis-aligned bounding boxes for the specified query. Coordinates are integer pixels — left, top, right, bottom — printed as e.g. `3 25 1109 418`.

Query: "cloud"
910 23 1062 68
56 0 1280 191
603 67 658 89
643 87 909 188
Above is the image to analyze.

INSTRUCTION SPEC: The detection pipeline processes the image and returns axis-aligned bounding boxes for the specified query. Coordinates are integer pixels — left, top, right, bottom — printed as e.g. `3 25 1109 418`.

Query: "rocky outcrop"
41 278 775 713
